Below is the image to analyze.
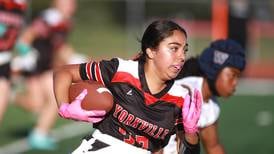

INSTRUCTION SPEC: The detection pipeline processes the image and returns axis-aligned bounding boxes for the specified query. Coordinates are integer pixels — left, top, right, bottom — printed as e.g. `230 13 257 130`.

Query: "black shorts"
0 62 11 79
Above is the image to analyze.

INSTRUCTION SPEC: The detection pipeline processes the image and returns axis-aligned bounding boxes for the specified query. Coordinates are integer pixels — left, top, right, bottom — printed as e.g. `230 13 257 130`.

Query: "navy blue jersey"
80 58 188 152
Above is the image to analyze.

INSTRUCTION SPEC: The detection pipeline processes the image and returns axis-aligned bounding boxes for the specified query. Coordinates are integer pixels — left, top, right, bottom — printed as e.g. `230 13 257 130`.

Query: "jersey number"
118 127 148 149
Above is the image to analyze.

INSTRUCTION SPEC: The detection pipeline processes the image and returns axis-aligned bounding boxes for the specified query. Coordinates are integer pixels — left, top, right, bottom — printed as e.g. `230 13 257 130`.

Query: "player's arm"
53 63 106 123
200 122 225 154
15 18 49 55
53 64 82 107
176 131 200 154
178 89 202 154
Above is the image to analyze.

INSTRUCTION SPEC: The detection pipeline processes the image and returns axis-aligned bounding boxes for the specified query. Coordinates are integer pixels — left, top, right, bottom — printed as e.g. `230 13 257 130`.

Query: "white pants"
162 134 178 154
72 129 149 154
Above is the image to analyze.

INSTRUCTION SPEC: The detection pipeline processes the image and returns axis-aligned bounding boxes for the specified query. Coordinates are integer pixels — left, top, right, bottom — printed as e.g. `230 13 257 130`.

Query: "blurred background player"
163 39 246 154
11 0 77 150
0 0 27 124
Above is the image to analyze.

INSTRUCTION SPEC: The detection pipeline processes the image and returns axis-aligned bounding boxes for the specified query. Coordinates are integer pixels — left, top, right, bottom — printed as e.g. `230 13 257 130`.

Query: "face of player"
215 67 241 97
148 30 187 81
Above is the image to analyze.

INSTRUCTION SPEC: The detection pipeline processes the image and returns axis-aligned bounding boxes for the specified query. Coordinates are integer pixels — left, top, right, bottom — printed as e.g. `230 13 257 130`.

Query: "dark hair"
138 19 187 62
175 57 203 80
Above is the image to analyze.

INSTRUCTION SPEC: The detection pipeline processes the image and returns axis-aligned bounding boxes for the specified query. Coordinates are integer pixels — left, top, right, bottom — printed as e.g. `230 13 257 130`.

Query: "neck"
144 63 166 94
202 78 212 102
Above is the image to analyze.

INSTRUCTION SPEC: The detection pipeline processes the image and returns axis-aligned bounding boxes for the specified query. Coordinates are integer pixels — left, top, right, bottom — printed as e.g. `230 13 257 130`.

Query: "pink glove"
58 89 106 123
182 89 202 134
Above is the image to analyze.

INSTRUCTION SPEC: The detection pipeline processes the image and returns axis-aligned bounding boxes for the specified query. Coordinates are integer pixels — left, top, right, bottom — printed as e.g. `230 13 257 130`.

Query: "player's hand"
182 89 202 134
58 89 106 123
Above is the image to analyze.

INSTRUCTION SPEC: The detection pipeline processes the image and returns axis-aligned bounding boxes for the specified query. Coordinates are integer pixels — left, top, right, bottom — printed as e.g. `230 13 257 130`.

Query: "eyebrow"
168 42 188 47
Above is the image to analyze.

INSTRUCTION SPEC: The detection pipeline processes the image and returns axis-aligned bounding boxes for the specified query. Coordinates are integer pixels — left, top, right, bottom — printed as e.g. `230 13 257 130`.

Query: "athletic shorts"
72 129 149 154
0 62 11 79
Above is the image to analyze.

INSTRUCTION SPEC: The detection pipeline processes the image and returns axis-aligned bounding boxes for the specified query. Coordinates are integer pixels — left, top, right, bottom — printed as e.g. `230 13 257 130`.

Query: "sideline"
0 122 93 154
236 78 274 96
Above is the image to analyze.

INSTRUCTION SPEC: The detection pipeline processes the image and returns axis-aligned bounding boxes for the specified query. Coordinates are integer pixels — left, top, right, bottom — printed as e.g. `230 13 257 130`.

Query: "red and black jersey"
0 0 27 51
79 58 188 152
28 8 72 74
32 8 72 52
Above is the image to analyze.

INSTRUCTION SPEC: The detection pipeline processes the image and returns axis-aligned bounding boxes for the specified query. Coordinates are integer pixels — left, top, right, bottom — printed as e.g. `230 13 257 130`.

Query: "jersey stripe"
96 62 105 85
161 93 184 108
112 72 142 90
94 62 98 81
91 62 96 81
85 62 92 80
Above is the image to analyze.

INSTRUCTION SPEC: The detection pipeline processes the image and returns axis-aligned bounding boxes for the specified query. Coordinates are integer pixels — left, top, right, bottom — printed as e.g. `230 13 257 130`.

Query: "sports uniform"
76 58 189 153
162 39 246 154
163 76 220 154
0 0 26 79
13 7 72 76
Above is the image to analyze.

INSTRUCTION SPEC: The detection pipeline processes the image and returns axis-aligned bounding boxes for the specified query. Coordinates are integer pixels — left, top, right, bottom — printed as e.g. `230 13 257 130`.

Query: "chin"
166 74 176 80
225 93 233 97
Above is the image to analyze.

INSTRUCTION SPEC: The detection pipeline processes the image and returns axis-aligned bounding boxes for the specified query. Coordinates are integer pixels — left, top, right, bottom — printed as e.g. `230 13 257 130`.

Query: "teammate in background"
0 0 27 124
53 20 202 154
11 0 76 150
163 39 246 154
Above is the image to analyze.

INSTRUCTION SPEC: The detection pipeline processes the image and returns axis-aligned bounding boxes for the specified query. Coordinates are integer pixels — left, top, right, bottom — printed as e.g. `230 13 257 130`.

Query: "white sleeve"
42 8 63 26
198 99 220 128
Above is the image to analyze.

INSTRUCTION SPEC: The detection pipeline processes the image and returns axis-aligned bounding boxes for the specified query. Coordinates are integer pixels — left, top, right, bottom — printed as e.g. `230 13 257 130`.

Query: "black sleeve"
79 63 90 80
79 58 119 86
178 137 200 154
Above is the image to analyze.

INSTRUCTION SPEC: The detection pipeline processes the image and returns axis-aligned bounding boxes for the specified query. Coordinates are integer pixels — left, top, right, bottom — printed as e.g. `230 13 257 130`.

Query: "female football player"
11 0 76 150
0 0 27 124
53 19 202 154
163 39 246 154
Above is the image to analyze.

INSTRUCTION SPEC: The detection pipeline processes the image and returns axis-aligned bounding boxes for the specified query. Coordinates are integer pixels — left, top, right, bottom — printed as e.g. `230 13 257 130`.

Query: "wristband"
0 23 7 37
15 41 32 56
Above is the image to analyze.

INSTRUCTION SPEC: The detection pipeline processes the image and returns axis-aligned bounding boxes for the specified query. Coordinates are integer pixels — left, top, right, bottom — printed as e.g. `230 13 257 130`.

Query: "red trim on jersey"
112 72 183 107
96 62 105 85
143 92 183 107
0 11 23 27
161 93 184 108
111 72 142 90
86 62 92 80
93 62 98 81
0 0 27 12
143 92 158 106
0 28 18 51
51 20 71 32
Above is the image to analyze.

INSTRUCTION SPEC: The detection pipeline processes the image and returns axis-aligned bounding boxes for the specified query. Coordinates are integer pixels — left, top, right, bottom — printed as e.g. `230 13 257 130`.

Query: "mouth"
172 64 183 72
172 65 183 73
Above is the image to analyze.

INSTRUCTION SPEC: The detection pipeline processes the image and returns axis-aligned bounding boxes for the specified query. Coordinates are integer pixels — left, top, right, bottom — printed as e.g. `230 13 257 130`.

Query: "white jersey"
163 77 220 154
175 76 220 128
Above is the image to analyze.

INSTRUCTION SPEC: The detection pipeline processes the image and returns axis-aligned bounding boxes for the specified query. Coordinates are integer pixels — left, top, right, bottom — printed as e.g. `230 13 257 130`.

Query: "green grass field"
0 94 273 154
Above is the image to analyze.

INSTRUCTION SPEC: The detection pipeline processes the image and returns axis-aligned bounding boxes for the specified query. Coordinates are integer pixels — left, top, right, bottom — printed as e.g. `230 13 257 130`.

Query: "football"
69 81 113 112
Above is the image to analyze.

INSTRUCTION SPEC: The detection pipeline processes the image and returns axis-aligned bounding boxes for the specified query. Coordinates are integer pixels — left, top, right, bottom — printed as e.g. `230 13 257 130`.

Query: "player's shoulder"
101 57 138 68
175 76 203 91
115 57 138 70
175 76 203 85
169 82 189 97
99 57 138 77
116 57 137 64
198 97 221 128
42 8 63 26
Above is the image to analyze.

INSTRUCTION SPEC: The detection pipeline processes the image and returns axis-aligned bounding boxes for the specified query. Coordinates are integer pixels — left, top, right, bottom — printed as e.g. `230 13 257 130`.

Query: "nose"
232 77 239 89
177 49 185 62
